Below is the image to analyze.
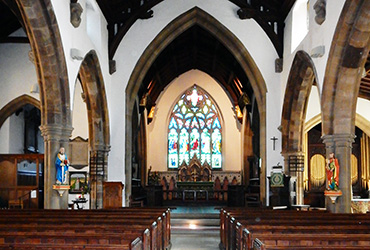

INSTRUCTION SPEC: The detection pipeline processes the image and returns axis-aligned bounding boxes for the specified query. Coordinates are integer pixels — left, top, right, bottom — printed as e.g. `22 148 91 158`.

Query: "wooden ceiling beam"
109 0 164 59
0 36 29 43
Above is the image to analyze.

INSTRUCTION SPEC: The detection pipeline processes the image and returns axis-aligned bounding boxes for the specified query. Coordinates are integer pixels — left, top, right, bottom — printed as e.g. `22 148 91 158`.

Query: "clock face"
271 173 284 187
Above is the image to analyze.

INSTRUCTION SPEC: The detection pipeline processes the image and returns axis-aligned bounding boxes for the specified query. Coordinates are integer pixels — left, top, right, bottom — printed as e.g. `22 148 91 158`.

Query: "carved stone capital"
313 0 326 25
70 2 83 28
40 124 73 141
322 133 355 150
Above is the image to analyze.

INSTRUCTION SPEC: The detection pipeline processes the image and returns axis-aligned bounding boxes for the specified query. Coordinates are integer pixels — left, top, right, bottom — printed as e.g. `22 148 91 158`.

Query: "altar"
177 182 214 201
351 198 370 213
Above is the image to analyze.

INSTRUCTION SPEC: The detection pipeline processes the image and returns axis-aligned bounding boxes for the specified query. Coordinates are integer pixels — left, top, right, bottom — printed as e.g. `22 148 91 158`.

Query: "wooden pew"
0 208 170 250
220 208 370 250
0 208 171 249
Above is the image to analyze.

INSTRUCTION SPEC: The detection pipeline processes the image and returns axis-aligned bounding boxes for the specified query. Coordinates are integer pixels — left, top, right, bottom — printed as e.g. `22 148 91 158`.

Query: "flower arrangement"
148 171 160 185
81 181 90 197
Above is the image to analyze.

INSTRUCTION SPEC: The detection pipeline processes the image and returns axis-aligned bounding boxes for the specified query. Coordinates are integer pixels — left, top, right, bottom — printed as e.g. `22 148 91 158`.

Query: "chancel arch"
125 7 267 205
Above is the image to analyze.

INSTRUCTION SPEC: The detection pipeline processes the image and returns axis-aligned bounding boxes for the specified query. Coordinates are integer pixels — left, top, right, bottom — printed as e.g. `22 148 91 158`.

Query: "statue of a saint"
55 147 69 185
326 153 339 191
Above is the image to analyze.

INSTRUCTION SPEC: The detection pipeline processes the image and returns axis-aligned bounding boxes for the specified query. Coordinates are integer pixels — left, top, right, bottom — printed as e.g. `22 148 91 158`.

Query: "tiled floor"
171 206 220 214
171 206 220 250
171 233 220 250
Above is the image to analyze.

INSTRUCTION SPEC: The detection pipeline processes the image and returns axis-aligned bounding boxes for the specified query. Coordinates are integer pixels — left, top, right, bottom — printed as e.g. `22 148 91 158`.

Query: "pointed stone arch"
320 0 370 213
305 114 370 138
281 51 318 156
321 0 370 136
0 94 40 129
281 50 318 205
8 0 71 209
78 51 110 152
14 0 71 128
77 51 110 209
125 7 267 204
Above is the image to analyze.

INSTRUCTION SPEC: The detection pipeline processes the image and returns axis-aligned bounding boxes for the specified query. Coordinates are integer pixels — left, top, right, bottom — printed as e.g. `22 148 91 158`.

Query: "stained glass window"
167 85 222 169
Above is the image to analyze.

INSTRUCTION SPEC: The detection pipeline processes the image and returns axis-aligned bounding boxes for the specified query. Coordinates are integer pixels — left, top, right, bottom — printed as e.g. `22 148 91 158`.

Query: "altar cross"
270 136 278 151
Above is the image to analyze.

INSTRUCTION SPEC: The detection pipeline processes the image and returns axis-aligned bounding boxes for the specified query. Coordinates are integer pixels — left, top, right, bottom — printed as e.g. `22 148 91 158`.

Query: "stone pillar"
322 134 354 213
282 151 305 205
40 124 73 209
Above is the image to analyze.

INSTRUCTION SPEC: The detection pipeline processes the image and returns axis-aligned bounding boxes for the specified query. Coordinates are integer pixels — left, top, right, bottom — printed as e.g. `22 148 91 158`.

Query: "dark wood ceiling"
95 0 297 110
140 25 253 109
0 1 21 42
96 0 296 59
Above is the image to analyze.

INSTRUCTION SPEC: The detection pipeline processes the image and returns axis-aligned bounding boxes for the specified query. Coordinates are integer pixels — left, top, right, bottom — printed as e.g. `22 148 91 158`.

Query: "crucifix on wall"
270 136 278 151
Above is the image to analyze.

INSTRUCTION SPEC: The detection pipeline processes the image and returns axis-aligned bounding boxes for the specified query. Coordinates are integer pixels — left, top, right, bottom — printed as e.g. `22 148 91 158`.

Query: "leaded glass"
190 128 200 159
179 128 189 165
201 129 211 164
212 128 222 168
167 85 222 169
168 128 178 168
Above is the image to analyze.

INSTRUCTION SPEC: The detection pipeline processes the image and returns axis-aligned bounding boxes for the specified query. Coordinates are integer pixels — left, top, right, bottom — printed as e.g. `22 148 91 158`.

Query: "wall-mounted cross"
270 136 278 151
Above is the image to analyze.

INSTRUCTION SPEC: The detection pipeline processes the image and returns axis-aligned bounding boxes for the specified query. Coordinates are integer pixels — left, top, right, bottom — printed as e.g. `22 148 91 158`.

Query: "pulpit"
103 182 124 208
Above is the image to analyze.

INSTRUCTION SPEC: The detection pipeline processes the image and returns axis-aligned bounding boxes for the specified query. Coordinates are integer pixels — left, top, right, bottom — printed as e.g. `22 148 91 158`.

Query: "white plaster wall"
50 0 110 108
147 70 241 172
71 80 88 140
0 29 38 110
0 114 24 154
0 119 10 153
305 86 321 123
282 0 346 95
7 113 24 154
111 0 283 194
357 98 370 122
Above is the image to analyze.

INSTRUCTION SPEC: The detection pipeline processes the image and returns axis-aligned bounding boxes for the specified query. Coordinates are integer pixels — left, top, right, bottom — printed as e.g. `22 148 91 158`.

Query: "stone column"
40 124 73 209
322 134 354 213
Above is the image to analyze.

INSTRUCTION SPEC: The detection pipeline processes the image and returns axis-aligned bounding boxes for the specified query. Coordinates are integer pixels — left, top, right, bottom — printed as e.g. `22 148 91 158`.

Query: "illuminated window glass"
167 85 222 169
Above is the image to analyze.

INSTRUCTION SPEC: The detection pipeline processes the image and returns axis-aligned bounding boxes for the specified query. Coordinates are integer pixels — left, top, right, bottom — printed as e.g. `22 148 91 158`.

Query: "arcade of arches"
0 0 369 215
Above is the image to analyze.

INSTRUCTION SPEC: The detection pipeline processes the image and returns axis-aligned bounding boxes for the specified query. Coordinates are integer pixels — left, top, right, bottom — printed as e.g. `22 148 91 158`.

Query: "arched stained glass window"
168 85 222 169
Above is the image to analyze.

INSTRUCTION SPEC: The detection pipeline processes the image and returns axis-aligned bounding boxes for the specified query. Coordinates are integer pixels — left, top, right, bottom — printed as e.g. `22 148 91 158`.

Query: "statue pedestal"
324 190 342 204
53 185 70 197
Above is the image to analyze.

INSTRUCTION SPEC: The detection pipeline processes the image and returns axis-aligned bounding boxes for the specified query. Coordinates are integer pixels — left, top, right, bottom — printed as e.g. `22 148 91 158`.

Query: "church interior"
0 0 370 249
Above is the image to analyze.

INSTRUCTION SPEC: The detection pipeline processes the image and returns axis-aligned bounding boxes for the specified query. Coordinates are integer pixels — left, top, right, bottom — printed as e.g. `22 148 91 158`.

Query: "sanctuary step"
171 207 220 235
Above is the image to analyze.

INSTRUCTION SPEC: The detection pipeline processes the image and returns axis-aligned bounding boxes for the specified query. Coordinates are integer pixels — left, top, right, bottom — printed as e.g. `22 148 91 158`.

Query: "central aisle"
170 206 220 250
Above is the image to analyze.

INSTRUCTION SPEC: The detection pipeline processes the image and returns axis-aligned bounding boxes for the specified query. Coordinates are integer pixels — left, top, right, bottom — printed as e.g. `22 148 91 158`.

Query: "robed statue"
326 152 339 191
55 147 69 185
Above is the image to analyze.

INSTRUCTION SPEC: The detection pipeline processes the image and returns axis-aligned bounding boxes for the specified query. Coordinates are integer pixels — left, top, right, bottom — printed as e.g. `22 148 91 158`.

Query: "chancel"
0 0 370 249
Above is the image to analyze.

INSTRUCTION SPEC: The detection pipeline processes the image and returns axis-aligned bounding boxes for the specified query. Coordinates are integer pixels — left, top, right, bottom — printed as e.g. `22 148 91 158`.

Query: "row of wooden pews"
0 207 171 250
220 208 370 250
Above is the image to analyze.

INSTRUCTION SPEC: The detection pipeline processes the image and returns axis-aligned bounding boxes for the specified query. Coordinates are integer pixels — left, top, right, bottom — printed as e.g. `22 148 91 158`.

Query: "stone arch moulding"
14 0 71 128
0 94 40 129
125 7 268 204
305 113 370 140
321 0 370 136
281 50 318 155
78 50 110 151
